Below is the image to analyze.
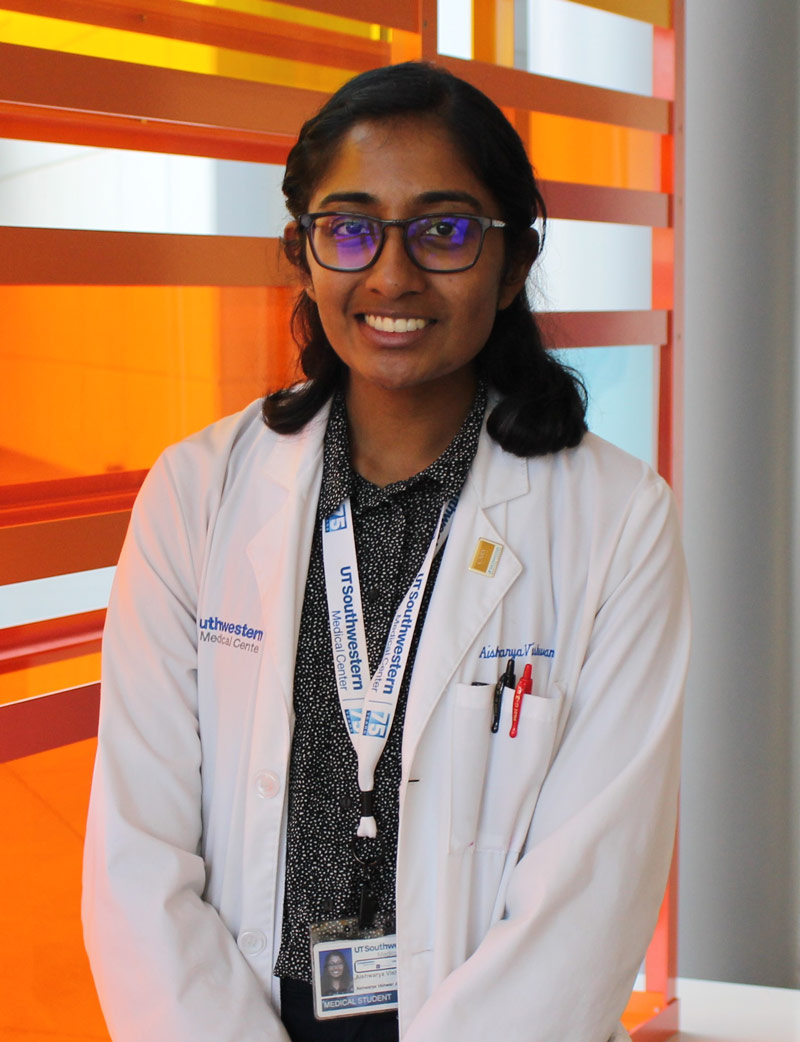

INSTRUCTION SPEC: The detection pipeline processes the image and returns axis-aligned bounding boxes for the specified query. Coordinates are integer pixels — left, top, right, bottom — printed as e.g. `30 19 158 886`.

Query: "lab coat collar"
245 404 330 712
245 394 530 721
469 393 530 509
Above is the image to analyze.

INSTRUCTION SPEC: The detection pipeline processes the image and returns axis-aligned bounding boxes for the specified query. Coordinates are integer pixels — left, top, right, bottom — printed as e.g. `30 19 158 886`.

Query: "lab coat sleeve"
404 472 690 1042
82 450 290 1042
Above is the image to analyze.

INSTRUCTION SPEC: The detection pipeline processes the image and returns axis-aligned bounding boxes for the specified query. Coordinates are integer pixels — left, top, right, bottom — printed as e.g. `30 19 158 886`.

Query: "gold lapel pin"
469 538 503 577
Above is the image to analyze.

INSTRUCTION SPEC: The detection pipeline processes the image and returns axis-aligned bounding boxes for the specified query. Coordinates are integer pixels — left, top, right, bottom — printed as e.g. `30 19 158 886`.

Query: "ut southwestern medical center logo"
343 707 391 739
198 614 263 654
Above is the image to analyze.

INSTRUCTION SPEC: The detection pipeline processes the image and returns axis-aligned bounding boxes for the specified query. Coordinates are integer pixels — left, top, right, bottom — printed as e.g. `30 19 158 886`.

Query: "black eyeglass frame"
297 211 508 274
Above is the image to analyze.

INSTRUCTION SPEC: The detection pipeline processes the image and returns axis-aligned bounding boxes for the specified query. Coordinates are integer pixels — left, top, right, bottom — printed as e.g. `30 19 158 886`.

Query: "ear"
497 228 539 311
282 219 316 299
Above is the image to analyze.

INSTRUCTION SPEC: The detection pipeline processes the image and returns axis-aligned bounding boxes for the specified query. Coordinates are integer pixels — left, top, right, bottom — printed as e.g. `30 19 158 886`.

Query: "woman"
319 952 354 997
83 63 690 1042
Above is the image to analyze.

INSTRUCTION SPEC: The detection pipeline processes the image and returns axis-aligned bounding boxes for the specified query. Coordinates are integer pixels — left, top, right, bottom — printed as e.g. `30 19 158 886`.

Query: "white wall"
680 0 799 988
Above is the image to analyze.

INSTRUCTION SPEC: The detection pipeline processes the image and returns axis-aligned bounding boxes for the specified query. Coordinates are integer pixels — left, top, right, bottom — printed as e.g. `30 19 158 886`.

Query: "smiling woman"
82 61 690 1042
290 114 525 484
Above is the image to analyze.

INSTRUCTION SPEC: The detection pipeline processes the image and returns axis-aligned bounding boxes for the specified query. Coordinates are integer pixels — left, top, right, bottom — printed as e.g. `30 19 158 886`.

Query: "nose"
363 225 426 297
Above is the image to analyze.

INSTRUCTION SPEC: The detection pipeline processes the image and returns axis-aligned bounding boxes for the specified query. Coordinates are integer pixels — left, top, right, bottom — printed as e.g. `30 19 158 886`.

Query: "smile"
362 314 431 333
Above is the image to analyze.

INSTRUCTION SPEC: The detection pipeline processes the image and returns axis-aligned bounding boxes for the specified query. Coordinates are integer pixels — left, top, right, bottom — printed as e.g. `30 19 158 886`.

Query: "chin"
353 365 466 397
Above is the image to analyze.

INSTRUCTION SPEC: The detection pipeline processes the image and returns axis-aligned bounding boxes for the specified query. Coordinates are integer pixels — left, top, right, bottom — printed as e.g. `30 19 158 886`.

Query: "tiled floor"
1 739 109 1042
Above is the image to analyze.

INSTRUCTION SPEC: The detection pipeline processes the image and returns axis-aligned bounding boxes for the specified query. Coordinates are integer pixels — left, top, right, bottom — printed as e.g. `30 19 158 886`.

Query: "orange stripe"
436 54 671 133
541 310 668 348
0 41 329 136
286 0 419 32
0 514 130 584
0 471 146 526
0 228 290 287
542 181 670 226
0 611 106 673
0 683 100 763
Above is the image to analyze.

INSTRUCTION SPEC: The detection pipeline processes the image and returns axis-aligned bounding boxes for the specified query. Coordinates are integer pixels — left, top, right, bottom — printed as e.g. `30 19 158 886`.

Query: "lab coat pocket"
449 681 564 854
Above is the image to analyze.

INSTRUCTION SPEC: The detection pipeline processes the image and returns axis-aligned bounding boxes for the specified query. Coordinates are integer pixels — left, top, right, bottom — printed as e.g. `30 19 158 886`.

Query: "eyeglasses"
298 212 507 273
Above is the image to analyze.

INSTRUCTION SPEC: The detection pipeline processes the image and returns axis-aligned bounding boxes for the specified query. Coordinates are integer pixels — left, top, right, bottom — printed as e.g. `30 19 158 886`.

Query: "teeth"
364 315 429 333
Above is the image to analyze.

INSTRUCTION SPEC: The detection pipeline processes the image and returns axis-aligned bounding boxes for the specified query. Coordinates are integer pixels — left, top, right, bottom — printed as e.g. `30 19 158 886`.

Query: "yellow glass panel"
528 111 662 191
191 0 384 40
0 739 109 1040
0 285 298 484
0 11 353 92
0 652 100 708
0 10 214 73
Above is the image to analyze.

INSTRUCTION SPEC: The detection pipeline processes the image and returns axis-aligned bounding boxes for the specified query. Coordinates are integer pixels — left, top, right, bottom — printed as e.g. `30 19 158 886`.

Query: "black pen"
491 657 515 733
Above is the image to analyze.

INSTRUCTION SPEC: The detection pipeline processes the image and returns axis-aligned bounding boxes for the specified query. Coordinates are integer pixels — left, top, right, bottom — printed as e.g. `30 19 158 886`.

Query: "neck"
345 371 478 487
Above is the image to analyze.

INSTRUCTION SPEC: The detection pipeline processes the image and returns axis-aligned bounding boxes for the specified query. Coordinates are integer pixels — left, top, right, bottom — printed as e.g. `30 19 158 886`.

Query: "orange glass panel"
473 0 515 66
659 131 674 194
528 111 663 191
389 27 422 64
569 0 672 29
0 285 298 484
0 738 109 1040
0 651 100 707
622 990 670 1033
652 227 674 310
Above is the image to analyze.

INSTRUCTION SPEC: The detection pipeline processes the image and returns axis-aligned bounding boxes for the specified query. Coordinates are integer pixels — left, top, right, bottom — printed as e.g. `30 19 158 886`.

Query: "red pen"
509 663 532 738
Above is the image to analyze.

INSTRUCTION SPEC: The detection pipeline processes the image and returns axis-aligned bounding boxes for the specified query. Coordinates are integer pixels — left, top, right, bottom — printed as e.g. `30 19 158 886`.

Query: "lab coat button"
238 930 266 955
255 770 281 799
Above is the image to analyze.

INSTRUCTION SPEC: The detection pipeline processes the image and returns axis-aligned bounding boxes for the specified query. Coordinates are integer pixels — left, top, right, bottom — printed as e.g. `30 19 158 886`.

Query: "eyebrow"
315 189 485 210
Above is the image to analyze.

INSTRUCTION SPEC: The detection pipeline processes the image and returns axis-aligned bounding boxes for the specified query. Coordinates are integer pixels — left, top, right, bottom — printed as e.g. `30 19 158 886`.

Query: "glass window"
526 0 653 95
554 344 656 466
0 140 287 237
0 569 115 629
537 220 652 313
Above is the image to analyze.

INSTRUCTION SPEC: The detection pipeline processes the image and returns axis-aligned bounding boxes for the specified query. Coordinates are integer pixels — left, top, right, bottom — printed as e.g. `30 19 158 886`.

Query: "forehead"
307 116 498 214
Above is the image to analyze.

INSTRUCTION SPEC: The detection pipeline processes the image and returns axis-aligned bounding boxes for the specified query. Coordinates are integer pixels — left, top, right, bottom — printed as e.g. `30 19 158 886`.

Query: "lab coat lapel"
402 434 529 770
246 410 327 712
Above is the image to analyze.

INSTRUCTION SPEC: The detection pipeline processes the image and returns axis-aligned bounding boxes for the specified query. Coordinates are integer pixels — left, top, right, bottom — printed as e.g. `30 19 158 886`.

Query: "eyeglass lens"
309 214 484 271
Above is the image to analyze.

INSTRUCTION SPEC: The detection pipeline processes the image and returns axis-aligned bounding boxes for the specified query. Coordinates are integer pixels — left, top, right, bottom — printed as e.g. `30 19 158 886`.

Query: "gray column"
680 0 798 987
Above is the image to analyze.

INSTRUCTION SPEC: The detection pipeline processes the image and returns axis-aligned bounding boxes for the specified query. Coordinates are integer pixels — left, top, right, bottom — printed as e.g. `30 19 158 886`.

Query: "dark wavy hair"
263 61 586 456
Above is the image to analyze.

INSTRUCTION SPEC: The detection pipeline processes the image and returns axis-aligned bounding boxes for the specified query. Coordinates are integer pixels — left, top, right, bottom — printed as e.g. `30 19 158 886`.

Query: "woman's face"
300 116 528 401
327 954 345 978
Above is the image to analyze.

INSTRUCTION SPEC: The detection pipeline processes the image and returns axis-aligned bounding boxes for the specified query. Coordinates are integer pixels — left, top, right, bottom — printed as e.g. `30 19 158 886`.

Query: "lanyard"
321 495 458 838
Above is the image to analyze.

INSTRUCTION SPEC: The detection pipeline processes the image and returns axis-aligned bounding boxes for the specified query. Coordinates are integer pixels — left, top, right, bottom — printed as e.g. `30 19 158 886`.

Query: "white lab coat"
83 397 690 1042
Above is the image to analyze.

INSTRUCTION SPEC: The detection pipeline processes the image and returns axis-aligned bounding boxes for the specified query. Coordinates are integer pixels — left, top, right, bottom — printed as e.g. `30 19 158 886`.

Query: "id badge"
310 918 398 1020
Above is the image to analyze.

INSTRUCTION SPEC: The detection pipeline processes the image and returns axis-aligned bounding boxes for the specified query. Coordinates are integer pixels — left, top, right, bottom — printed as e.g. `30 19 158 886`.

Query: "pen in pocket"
491 658 516 733
509 663 533 738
